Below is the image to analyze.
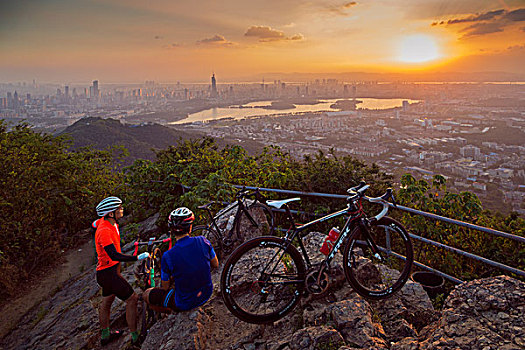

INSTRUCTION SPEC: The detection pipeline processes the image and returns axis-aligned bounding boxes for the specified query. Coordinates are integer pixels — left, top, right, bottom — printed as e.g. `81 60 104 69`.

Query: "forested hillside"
58 117 266 165
58 117 204 164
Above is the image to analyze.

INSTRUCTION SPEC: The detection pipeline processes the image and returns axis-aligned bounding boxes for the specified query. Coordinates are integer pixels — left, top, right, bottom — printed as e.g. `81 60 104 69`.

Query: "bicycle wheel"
221 236 306 324
237 203 275 239
343 216 413 299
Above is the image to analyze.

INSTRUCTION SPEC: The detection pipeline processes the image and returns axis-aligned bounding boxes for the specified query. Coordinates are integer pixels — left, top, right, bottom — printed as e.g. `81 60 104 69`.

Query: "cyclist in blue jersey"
143 207 219 313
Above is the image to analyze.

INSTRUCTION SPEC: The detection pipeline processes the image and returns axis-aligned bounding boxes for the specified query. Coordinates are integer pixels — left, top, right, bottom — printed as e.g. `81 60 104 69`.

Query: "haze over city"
1 0 525 83
1 0 524 214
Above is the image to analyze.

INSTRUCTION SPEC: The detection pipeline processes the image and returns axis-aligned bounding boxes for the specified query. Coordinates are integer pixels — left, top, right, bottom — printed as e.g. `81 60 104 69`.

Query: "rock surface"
391 275 525 350
1 218 523 350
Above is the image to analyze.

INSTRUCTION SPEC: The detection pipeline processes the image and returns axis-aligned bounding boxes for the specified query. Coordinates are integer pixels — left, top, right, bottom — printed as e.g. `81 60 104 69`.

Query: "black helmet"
168 207 195 232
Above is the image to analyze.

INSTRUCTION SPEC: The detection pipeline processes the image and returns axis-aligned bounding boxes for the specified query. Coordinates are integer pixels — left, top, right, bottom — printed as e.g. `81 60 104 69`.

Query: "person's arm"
210 256 219 269
161 280 171 290
103 244 138 262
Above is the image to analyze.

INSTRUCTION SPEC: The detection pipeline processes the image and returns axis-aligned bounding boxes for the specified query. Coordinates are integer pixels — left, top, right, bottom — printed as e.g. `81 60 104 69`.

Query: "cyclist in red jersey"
94 196 149 347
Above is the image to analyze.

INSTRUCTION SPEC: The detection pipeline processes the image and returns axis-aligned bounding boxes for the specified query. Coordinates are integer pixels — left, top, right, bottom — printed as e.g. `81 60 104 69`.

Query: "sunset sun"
397 34 441 63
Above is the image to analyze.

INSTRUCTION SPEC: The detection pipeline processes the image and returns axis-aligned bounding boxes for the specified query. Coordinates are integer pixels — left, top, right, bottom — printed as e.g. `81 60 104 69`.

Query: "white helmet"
96 196 123 217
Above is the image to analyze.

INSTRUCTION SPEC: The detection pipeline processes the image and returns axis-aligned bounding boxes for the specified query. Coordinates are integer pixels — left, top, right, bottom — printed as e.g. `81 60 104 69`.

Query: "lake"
171 98 420 125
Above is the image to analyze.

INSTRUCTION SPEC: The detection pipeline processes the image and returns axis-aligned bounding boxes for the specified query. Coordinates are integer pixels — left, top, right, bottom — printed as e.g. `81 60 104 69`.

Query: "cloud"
154 35 162 40
505 8 525 22
326 1 358 15
290 34 304 41
244 25 304 42
507 44 525 51
343 2 357 9
245 26 285 40
460 22 504 37
196 34 234 46
446 10 504 25
432 7 525 38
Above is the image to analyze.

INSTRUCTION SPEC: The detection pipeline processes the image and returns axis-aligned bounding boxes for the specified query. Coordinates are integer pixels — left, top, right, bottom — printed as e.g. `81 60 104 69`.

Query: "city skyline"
1 0 525 83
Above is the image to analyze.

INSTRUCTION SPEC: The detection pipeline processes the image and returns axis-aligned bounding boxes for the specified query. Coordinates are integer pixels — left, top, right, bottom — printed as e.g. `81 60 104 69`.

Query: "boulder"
289 326 345 350
392 275 525 350
141 308 211 350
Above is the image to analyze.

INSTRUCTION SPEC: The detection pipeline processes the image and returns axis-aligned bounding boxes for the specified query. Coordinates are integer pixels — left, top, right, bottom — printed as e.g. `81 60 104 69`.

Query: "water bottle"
225 215 235 232
320 227 340 255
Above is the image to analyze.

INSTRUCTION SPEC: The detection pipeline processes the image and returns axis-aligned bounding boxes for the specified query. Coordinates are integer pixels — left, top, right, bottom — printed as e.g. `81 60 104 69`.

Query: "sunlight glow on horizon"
397 34 442 64
1 1 524 82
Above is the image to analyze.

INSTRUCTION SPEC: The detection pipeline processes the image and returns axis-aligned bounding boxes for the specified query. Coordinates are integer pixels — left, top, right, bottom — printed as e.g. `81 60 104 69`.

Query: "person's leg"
99 294 115 329
125 292 138 333
144 288 174 314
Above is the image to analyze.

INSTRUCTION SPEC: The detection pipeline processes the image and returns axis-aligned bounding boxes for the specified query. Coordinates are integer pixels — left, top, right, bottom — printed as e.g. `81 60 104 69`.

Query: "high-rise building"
211 74 217 98
6 92 12 108
13 91 19 109
91 80 99 99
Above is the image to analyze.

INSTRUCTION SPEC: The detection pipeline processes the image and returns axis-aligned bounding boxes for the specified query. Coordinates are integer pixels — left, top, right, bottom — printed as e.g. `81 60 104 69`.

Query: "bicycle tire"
221 236 306 324
343 216 413 299
237 202 275 238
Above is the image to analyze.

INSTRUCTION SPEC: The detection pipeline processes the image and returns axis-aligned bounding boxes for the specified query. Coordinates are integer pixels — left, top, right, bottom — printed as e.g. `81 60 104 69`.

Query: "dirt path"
0 240 96 339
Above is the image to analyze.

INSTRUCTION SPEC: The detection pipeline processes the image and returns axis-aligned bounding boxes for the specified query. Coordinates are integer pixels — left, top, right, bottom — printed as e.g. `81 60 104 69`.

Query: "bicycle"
220 182 414 324
192 187 275 258
133 236 172 339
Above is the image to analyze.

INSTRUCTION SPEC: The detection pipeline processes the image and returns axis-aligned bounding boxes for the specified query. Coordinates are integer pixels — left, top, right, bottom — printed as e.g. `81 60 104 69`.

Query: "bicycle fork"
358 219 384 262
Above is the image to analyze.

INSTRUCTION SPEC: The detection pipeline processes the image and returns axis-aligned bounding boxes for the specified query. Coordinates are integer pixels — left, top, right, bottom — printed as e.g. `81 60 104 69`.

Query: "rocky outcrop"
1 218 523 350
392 275 525 350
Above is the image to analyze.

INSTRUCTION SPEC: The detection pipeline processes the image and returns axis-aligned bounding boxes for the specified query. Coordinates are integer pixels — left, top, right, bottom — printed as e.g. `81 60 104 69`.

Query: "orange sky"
0 0 524 83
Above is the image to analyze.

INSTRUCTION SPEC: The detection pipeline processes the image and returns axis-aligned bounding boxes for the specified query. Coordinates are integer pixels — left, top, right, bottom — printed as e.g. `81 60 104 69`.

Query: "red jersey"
95 218 122 271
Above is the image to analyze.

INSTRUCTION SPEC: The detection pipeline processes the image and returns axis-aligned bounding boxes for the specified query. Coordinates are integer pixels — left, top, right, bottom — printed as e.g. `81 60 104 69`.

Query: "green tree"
123 138 392 233
397 174 524 281
0 122 122 300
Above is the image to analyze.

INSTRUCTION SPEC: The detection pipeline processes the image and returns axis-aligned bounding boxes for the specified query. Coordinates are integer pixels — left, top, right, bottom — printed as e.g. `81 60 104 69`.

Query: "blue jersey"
160 236 216 310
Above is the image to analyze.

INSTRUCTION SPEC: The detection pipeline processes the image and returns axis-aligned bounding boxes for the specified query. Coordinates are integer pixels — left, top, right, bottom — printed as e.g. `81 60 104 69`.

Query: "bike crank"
305 266 330 295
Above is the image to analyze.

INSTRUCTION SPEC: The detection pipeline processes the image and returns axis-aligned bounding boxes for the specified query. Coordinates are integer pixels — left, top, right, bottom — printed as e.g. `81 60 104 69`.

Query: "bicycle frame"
133 237 171 287
200 189 265 242
279 199 369 271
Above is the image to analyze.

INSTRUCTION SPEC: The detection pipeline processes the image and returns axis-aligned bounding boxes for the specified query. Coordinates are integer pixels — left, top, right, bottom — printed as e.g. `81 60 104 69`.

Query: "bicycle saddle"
266 198 301 209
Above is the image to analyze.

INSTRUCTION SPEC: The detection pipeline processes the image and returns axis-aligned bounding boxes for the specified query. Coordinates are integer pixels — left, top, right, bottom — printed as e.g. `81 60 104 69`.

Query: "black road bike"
133 237 171 339
192 188 275 258
220 182 414 324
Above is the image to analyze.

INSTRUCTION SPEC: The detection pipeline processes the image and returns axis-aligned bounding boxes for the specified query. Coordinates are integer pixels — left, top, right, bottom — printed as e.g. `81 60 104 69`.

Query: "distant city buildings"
1 79 523 214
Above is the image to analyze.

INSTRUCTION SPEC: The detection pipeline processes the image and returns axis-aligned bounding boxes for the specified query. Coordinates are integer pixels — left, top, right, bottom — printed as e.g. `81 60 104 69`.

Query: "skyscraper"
211 74 217 98
91 80 99 99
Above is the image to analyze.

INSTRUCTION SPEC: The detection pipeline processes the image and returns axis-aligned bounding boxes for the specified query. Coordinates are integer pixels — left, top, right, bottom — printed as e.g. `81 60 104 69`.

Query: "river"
170 98 420 125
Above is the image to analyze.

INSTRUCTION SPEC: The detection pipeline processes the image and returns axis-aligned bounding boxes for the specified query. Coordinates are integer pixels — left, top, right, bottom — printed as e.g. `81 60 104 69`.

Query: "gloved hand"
137 252 150 260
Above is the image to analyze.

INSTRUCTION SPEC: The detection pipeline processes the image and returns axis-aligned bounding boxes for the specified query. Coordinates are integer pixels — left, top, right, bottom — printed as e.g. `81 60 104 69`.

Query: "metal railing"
232 185 525 284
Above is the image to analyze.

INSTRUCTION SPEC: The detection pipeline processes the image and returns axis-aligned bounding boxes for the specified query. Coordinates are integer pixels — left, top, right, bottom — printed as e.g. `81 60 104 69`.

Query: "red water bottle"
320 227 340 255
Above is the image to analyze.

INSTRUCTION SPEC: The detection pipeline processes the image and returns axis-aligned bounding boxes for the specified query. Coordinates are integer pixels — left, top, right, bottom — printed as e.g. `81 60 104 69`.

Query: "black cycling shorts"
96 264 134 301
148 288 181 312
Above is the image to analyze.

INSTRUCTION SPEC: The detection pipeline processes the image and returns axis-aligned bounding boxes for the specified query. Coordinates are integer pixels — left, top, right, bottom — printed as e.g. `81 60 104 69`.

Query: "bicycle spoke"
344 217 413 299
221 237 305 324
